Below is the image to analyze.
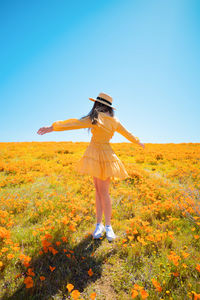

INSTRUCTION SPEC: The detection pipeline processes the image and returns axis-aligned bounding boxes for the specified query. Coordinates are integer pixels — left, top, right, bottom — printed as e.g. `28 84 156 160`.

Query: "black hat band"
96 96 112 106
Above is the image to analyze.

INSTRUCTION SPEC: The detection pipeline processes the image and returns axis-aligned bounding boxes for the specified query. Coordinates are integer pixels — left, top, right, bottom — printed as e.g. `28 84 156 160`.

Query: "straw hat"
89 92 116 110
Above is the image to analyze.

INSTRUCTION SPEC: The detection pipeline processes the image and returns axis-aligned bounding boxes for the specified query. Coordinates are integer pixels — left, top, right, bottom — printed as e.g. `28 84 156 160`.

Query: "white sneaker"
92 223 105 239
105 225 116 241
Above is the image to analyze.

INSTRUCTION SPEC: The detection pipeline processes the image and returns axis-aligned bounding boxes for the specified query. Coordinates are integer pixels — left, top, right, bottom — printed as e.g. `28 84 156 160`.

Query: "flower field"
0 141 199 299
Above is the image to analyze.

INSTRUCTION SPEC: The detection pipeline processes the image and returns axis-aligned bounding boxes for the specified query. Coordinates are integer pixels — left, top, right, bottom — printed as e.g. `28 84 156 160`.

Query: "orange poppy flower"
49 265 56 272
131 289 139 298
40 276 45 281
90 292 97 299
88 268 93 276
71 289 80 299
24 276 34 288
66 283 74 292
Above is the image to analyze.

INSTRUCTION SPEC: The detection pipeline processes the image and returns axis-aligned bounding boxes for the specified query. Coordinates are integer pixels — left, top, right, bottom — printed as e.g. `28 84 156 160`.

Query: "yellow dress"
52 112 140 181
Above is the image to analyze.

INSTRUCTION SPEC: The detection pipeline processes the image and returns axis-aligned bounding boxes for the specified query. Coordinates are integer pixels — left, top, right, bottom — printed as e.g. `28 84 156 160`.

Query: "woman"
37 92 145 242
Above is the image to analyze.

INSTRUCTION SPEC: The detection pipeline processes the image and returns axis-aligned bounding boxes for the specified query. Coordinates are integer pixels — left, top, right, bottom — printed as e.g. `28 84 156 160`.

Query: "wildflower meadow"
0 141 199 299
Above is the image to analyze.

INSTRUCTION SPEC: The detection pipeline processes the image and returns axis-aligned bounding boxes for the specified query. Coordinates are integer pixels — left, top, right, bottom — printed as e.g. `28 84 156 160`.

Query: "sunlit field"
0 142 199 300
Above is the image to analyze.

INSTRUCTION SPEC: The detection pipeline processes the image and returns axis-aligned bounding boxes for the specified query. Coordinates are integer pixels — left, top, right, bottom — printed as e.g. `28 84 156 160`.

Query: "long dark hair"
79 101 115 133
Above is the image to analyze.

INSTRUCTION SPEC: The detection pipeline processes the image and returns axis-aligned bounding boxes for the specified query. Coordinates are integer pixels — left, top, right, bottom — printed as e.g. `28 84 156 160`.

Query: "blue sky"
0 0 199 143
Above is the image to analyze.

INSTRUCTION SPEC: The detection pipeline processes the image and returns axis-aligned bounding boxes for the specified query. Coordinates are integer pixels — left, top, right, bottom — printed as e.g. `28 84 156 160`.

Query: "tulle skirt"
75 140 129 180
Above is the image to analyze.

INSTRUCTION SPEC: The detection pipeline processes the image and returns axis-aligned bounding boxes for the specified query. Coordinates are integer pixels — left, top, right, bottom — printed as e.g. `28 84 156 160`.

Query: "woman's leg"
93 176 103 224
97 177 112 226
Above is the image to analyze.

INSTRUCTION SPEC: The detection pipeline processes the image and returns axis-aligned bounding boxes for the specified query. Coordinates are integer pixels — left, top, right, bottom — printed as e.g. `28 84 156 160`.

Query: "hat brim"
89 98 116 110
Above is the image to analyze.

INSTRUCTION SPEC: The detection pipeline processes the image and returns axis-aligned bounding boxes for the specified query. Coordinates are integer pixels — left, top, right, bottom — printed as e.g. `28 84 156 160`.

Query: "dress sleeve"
52 116 92 131
115 120 140 144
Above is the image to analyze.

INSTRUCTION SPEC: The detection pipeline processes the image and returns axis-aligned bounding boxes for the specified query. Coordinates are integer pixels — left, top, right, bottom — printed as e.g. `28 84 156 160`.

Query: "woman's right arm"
115 120 144 148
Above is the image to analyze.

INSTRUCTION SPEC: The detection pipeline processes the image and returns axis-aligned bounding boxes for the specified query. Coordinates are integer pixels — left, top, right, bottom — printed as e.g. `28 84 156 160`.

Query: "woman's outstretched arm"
51 116 92 131
37 126 53 135
37 116 92 135
115 120 145 148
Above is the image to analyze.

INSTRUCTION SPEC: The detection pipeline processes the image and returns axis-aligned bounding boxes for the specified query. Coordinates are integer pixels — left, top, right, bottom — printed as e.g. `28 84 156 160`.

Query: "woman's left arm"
52 116 92 131
37 126 53 135
37 116 92 135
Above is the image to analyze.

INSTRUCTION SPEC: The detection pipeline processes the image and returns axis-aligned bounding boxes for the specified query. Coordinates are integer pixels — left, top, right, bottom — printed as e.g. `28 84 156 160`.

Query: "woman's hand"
139 142 145 149
37 126 53 135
